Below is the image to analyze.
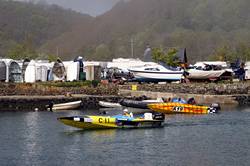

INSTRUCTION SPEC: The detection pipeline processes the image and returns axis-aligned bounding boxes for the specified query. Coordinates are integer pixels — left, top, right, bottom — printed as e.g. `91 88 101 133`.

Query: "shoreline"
0 95 123 111
119 90 244 105
0 92 249 111
1 82 250 111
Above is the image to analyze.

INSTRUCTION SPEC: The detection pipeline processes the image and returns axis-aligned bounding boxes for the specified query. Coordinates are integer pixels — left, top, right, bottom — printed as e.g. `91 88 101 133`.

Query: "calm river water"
0 107 250 166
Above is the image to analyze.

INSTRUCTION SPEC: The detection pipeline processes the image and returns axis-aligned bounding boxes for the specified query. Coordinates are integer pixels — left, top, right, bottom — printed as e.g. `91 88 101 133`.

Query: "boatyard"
1 58 249 166
1 0 250 165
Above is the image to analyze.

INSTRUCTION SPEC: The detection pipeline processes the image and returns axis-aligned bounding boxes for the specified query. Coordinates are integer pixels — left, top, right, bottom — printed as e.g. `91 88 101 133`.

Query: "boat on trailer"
58 113 165 130
128 64 184 83
187 62 233 81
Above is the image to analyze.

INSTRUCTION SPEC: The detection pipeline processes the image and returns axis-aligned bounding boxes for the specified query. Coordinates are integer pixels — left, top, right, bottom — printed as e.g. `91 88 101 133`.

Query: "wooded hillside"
0 0 92 58
1 0 250 62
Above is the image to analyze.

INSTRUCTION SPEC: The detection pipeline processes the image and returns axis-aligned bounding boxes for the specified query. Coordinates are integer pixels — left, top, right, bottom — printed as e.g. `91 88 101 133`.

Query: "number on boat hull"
98 118 110 123
172 106 184 112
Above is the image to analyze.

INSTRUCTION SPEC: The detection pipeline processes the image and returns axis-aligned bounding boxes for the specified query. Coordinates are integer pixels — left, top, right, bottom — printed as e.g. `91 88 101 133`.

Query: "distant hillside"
1 0 250 62
43 0 250 61
0 0 93 58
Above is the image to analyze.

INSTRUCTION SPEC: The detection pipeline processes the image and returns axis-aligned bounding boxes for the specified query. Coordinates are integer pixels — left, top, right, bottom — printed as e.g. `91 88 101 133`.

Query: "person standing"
238 63 246 81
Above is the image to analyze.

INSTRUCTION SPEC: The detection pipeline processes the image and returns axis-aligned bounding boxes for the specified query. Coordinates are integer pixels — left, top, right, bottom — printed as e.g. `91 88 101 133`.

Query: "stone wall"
0 83 119 96
119 82 250 105
120 82 250 95
0 95 123 111
119 89 239 105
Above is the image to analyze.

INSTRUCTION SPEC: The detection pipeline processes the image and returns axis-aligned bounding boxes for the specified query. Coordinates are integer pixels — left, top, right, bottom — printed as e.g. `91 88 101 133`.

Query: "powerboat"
148 102 220 114
187 62 233 81
128 64 184 83
58 113 165 130
187 68 233 81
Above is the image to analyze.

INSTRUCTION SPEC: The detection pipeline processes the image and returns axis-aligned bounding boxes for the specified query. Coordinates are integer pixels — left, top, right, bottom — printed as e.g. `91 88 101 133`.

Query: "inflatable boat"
120 98 164 109
58 113 165 130
148 102 219 114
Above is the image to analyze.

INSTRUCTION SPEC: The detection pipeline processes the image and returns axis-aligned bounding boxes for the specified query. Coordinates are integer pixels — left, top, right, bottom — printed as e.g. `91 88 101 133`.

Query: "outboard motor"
153 113 165 120
46 101 54 112
208 103 221 113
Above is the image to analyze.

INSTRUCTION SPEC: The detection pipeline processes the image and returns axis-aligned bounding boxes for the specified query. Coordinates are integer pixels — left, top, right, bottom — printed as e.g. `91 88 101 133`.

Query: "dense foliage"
0 0 92 59
152 47 179 67
1 0 250 62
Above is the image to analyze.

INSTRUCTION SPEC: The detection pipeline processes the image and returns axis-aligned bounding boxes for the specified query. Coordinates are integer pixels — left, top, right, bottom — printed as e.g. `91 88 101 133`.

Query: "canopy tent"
36 65 49 82
22 59 30 81
0 61 7 82
0 59 22 82
64 61 80 81
24 60 36 83
8 60 22 83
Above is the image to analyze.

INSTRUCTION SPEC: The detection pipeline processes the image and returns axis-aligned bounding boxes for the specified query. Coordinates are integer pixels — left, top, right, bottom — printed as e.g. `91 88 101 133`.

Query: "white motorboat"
187 62 233 81
48 100 82 111
187 69 232 80
128 64 184 82
98 101 122 108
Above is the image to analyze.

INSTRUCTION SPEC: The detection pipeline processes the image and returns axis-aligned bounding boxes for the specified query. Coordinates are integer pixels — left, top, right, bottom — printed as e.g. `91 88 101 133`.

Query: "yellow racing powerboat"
58 113 165 130
148 102 220 114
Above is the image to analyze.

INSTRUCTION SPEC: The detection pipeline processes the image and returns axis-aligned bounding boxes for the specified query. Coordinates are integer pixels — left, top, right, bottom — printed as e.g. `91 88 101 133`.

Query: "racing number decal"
98 118 110 123
172 106 184 112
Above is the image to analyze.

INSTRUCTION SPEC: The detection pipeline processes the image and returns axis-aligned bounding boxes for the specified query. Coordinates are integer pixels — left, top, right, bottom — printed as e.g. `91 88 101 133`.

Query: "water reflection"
21 112 43 165
0 107 250 166
240 107 250 112
62 129 117 140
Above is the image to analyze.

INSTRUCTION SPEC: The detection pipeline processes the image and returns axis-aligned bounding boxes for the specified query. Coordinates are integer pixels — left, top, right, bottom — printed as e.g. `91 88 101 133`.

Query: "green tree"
7 43 38 60
152 47 179 67
235 43 250 61
208 45 234 61
93 44 111 61
166 48 179 67
7 35 38 60
209 43 250 62
152 47 165 63
47 54 58 62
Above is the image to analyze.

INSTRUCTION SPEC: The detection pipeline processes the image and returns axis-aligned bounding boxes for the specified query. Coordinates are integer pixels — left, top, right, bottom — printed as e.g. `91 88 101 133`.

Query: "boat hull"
98 101 122 108
148 102 217 114
58 115 164 130
120 99 163 109
130 70 183 82
187 69 232 80
52 101 82 111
